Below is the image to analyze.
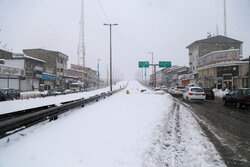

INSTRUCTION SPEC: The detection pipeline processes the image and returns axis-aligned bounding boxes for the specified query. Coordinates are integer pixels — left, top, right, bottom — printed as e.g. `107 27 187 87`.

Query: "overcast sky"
0 0 250 79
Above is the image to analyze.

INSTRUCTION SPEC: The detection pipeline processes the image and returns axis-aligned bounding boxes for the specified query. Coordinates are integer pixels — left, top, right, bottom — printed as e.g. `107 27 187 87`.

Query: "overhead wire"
97 0 109 23
97 0 149 55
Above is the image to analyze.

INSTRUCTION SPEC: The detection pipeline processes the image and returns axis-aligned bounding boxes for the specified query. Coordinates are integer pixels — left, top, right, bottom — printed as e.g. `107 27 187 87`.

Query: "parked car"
222 88 250 108
183 87 206 102
203 88 215 100
160 86 168 91
0 88 20 100
0 91 7 101
47 88 62 96
168 87 175 95
172 86 185 96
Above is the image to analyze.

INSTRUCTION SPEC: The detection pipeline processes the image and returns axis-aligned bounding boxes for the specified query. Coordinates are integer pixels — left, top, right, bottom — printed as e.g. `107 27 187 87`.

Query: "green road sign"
159 61 171 68
139 61 149 68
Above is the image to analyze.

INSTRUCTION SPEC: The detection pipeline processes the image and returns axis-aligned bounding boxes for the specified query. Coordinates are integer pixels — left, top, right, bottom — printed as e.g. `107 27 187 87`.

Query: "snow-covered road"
0 81 226 167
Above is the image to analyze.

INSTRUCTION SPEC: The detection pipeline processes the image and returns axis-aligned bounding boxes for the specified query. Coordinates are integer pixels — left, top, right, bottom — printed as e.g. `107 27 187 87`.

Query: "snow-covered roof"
12 53 46 63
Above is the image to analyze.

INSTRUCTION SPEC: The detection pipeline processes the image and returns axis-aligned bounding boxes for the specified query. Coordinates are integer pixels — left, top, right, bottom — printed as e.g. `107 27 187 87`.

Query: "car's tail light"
244 97 250 101
175 89 179 91
188 93 193 95
202 93 206 96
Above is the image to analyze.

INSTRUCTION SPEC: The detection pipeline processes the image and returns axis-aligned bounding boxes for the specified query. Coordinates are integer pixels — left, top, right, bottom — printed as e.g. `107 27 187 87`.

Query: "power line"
97 0 109 23
113 30 148 54
97 0 148 55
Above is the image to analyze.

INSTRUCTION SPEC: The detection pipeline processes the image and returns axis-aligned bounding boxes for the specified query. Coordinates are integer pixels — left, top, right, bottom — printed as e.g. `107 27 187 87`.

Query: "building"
0 49 45 91
186 35 243 85
23 49 68 89
197 49 249 89
151 65 189 87
186 35 243 80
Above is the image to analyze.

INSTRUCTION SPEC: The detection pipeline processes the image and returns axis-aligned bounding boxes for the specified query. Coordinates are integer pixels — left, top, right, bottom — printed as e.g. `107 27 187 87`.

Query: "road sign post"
138 60 171 88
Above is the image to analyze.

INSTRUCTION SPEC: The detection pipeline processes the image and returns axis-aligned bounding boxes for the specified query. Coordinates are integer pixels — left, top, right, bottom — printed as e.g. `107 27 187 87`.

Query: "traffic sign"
159 61 171 68
139 61 149 68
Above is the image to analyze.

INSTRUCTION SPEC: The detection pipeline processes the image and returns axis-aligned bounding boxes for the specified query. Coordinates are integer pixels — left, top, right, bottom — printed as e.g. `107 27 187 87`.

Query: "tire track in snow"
143 101 184 167
144 96 226 167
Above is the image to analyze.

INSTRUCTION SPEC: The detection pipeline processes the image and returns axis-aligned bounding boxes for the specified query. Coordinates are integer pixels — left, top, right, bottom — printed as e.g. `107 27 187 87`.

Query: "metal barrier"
0 85 127 139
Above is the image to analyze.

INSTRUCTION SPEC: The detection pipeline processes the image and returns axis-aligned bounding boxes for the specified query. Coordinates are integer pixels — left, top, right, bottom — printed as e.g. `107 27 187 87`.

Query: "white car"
183 87 206 101
168 87 175 94
172 86 185 96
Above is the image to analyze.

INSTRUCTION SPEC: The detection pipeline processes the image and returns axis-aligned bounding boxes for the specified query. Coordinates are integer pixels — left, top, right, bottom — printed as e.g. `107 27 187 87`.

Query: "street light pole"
103 23 118 92
149 52 154 86
97 59 101 89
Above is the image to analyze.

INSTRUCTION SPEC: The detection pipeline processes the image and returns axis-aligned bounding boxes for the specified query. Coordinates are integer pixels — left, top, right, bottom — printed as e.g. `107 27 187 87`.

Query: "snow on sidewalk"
0 81 127 115
0 81 226 167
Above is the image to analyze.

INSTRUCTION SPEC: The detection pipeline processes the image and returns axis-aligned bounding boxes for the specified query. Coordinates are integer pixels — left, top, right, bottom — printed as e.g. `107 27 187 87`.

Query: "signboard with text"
138 61 149 68
198 49 240 67
159 61 171 68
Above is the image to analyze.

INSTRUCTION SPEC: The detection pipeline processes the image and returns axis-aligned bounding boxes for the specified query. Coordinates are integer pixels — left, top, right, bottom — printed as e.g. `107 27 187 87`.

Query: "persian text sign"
198 49 240 67
138 61 149 68
159 61 171 68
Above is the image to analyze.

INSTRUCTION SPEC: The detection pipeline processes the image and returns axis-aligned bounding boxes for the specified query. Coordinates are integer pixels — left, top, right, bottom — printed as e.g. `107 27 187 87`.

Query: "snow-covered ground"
0 80 225 167
0 81 127 115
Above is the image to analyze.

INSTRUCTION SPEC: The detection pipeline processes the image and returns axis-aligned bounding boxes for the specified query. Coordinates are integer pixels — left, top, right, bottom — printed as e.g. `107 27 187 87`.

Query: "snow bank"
0 81 127 115
20 91 42 99
213 88 230 98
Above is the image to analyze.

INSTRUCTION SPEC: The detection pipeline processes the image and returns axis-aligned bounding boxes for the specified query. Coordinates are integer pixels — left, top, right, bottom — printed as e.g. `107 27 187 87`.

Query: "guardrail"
0 85 127 139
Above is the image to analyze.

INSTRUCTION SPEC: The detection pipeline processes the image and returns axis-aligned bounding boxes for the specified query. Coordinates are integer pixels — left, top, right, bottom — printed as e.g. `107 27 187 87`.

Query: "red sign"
70 64 87 72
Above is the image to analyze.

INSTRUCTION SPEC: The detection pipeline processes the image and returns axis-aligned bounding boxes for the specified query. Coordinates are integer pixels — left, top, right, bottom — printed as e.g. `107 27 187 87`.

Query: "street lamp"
149 52 154 86
103 23 118 91
97 59 101 88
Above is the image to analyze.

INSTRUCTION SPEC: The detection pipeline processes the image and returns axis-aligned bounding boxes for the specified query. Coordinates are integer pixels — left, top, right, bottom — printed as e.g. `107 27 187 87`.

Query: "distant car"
168 87 175 95
222 88 250 108
47 88 61 96
160 86 168 91
0 88 20 100
183 87 206 102
172 86 185 96
203 88 215 100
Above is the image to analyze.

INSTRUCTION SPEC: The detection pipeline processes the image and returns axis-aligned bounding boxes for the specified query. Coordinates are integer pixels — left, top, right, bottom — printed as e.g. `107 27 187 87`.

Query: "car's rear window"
191 88 203 92
203 88 212 91
177 86 185 89
243 89 250 95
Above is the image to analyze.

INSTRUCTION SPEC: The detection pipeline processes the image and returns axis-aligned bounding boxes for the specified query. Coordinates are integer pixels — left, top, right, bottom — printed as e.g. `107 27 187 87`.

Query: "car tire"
224 100 228 105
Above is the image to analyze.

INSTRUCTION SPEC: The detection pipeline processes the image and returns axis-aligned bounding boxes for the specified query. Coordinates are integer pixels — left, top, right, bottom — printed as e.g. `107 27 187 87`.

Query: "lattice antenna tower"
77 0 86 67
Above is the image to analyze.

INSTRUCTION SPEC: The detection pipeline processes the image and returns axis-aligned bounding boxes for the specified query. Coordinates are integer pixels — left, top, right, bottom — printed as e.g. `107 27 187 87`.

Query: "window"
235 89 242 95
61 68 63 72
229 90 235 95
191 88 203 92
243 89 250 95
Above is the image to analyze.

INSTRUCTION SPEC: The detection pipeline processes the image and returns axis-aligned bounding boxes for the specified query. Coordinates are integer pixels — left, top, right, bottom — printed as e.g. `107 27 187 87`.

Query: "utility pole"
248 56 250 87
224 0 227 36
149 52 154 86
78 0 86 67
103 23 118 91
97 59 101 89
